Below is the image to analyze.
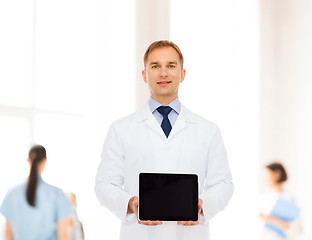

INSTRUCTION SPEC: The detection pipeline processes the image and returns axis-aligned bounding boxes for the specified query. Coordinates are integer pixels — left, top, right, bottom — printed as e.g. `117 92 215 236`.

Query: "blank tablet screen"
139 173 198 221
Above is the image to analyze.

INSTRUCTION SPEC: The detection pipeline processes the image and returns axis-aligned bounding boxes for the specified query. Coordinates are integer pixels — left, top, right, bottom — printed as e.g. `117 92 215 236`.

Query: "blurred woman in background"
259 162 302 240
0 145 74 240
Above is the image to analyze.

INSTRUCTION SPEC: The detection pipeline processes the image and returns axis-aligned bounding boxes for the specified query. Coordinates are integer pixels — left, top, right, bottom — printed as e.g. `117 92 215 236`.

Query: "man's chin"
151 92 178 101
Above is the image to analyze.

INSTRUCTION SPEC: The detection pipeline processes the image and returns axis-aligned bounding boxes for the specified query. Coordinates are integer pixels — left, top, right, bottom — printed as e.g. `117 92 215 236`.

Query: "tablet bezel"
138 172 198 221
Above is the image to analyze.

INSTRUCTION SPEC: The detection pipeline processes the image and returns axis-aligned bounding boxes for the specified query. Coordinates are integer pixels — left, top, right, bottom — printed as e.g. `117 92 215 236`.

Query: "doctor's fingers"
198 199 203 213
198 206 202 214
138 220 163 225
177 220 199 226
133 198 139 210
133 199 139 217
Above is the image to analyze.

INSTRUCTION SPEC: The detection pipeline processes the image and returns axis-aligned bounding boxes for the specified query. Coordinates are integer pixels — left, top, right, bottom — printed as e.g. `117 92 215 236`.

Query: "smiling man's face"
142 47 186 105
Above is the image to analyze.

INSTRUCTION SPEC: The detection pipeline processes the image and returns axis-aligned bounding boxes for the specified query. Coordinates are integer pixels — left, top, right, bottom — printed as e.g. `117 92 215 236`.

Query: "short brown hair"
143 40 184 68
266 162 288 183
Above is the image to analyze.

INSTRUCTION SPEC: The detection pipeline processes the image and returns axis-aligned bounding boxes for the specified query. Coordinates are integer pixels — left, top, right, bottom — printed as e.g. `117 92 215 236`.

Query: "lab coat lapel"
135 104 196 140
136 104 166 139
168 105 192 139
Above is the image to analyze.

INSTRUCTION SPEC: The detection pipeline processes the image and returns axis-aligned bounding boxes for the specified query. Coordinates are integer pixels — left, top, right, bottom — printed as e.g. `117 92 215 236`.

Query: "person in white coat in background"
95 40 234 240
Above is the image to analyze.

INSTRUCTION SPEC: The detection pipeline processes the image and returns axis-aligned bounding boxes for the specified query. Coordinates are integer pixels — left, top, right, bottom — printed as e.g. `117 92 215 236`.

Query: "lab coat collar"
135 103 196 139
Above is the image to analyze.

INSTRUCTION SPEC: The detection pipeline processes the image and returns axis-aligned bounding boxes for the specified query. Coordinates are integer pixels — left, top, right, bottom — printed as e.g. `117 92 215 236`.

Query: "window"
0 1 135 239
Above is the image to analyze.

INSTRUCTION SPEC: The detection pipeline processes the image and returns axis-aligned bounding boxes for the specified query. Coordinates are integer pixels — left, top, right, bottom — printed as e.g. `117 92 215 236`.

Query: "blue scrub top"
0 176 75 240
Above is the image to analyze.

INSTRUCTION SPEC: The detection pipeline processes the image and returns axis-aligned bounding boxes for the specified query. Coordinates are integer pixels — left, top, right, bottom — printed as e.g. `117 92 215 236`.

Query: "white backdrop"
0 0 135 239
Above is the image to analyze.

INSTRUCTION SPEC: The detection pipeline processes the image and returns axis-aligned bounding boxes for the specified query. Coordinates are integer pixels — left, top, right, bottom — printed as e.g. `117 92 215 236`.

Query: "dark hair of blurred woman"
26 145 47 206
265 162 288 184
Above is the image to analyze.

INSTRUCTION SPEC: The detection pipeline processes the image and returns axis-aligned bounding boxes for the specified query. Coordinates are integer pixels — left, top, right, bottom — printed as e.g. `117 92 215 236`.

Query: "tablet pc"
139 173 198 221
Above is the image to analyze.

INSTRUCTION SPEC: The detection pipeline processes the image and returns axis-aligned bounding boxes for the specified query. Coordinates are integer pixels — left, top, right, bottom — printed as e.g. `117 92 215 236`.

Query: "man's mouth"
157 81 172 86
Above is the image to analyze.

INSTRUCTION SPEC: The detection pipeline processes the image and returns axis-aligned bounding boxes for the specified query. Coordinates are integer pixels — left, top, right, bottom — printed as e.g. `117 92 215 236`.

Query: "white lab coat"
95 103 234 240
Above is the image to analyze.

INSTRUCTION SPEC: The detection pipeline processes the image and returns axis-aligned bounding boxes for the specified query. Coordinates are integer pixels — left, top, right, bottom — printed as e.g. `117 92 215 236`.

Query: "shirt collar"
148 97 181 115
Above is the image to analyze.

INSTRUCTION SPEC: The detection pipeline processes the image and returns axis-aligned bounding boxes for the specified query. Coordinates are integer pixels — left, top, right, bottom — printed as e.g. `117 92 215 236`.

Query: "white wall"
260 0 312 239
170 1 260 239
135 0 170 108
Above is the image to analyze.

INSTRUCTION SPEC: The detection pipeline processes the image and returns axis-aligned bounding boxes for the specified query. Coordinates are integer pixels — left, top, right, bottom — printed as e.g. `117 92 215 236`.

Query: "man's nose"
160 68 168 77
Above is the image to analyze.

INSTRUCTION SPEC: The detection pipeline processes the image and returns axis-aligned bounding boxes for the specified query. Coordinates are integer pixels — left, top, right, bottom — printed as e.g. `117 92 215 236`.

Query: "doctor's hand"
177 198 203 226
127 196 163 226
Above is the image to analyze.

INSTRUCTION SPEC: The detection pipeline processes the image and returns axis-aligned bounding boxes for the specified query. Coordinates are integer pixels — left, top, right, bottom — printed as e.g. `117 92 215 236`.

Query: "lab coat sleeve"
200 125 234 223
94 122 132 222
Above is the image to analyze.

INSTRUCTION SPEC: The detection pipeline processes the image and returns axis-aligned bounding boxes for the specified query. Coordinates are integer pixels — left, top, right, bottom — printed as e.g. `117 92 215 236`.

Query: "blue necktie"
157 106 172 138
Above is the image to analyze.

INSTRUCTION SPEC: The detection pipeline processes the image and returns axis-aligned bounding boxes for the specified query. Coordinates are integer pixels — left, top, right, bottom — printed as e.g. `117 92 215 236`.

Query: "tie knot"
157 106 172 116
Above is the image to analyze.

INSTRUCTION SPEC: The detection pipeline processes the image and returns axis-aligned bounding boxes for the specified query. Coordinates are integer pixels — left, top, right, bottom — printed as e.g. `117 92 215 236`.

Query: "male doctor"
95 40 234 240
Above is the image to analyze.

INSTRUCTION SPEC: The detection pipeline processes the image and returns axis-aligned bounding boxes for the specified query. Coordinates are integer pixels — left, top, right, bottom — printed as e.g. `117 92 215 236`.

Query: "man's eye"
152 65 158 69
169 65 175 68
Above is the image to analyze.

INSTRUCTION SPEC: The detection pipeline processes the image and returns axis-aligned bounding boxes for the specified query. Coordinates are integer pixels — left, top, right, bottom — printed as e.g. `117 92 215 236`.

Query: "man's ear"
142 70 147 83
180 69 186 83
